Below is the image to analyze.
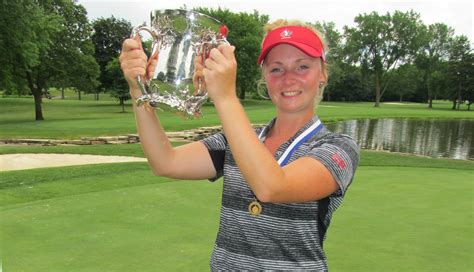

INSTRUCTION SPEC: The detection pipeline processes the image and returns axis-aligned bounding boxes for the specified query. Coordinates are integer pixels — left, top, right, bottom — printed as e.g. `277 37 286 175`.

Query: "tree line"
0 1 472 121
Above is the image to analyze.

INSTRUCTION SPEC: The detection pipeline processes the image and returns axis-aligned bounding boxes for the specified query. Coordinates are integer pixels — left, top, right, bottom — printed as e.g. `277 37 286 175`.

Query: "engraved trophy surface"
131 9 229 118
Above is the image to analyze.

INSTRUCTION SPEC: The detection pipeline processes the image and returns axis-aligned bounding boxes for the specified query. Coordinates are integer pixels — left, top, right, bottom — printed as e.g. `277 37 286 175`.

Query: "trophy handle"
127 11 230 118
194 38 230 96
130 24 161 104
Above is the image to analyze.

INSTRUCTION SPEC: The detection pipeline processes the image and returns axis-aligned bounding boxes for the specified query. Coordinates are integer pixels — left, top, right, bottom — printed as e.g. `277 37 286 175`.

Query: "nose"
282 71 299 86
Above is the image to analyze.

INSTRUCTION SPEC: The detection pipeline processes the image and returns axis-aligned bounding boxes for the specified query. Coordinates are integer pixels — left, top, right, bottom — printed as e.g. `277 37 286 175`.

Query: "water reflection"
325 119 474 160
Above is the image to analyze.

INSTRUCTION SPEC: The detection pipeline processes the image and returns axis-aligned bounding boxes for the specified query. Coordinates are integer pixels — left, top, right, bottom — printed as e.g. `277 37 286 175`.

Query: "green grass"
326 165 473 272
0 97 270 139
1 167 221 271
1 97 472 139
1 151 472 271
6 87 118 101
1 97 473 271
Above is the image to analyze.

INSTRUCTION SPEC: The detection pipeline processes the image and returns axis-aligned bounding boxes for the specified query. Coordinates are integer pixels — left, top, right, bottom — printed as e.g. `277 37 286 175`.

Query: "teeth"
282 91 300 97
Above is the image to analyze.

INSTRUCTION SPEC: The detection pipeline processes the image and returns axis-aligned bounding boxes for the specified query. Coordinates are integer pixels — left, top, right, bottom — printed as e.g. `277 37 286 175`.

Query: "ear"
261 65 268 81
319 60 328 84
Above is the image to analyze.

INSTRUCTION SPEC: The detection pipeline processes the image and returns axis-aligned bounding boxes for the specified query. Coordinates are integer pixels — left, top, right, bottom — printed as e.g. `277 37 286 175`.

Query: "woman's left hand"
202 44 237 104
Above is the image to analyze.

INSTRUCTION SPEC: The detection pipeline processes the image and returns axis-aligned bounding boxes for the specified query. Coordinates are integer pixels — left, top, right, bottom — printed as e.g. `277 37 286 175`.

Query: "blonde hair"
261 19 329 106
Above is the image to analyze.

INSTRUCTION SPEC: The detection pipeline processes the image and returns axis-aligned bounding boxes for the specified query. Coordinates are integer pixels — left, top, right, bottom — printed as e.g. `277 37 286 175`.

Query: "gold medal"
248 200 262 216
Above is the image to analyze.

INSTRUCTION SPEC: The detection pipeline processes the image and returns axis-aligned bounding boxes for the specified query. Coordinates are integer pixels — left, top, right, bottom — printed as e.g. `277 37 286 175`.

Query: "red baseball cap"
257 25 326 65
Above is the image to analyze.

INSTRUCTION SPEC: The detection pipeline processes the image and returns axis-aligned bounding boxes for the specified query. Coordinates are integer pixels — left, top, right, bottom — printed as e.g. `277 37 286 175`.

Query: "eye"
268 67 284 75
297 64 310 71
270 67 282 73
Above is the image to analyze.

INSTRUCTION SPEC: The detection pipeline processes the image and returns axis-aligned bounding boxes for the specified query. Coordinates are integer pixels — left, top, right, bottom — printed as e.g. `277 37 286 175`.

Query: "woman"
120 19 359 271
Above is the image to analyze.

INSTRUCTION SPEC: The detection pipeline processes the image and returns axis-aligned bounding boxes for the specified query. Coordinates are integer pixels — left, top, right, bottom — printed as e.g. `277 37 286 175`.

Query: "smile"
281 91 302 97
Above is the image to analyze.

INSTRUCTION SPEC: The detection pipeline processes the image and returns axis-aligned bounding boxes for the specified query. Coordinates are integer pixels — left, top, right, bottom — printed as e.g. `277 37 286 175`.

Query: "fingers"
220 44 236 59
122 35 142 52
193 66 206 93
200 43 237 102
194 53 204 66
193 69 204 82
203 44 236 70
120 50 147 76
119 36 149 91
146 51 159 79
120 48 147 62
205 48 223 68
192 76 206 95
192 54 206 93
194 56 205 71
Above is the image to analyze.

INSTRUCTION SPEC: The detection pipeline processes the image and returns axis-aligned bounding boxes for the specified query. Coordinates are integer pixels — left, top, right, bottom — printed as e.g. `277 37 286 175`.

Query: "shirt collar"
258 115 321 142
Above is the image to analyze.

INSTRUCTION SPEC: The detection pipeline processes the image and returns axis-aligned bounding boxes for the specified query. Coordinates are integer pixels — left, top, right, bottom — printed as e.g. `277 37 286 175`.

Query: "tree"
91 16 132 99
428 62 449 102
459 50 473 111
344 10 425 107
0 0 99 120
415 23 453 108
330 71 371 102
49 1 100 101
447 36 473 110
0 0 60 119
313 21 345 101
386 64 422 102
195 7 269 99
106 57 130 112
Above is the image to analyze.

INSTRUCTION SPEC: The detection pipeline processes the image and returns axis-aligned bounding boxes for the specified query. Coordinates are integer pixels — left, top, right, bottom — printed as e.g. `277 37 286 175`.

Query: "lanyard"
258 119 324 166
249 119 324 216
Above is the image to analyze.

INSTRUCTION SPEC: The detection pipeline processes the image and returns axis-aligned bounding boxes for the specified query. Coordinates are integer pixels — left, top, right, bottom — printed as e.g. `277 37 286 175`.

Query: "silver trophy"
131 9 229 118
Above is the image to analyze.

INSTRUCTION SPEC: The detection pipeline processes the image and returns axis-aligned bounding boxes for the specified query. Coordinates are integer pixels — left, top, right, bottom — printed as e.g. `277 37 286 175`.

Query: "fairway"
1 167 221 271
326 166 473 271
1 98 472 139
1 98 473 271
2 1 474 270
1 154 473 271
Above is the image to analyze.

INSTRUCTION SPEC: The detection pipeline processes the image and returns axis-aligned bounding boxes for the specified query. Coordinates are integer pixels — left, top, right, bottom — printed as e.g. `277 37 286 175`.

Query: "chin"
278 105 314 115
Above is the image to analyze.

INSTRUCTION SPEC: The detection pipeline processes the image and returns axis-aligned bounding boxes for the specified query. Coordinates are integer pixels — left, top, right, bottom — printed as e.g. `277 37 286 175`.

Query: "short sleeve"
306 134 360 196
200 132 227 181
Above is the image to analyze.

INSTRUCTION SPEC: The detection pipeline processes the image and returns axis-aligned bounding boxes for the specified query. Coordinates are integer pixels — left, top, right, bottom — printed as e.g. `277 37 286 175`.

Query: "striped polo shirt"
201 116 360 271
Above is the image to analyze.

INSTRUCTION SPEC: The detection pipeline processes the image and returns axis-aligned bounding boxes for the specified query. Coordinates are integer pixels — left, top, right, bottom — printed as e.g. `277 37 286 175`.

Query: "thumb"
222 44 236 59
134 33 143 50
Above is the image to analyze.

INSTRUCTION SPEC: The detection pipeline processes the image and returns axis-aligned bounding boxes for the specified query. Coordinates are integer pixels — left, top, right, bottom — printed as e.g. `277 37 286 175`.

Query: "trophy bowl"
131 9 229 118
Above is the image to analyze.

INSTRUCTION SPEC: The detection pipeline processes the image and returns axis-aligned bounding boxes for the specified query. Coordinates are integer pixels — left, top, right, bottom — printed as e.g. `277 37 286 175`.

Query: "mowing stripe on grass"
1 164 472 271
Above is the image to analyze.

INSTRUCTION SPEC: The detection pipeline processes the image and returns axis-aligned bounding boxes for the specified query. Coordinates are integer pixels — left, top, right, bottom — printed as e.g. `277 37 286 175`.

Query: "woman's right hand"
192 54 206 95
119 34 158 98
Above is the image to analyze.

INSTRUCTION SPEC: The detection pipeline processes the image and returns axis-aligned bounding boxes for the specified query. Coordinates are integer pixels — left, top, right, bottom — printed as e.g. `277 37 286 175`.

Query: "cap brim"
257 41 323 64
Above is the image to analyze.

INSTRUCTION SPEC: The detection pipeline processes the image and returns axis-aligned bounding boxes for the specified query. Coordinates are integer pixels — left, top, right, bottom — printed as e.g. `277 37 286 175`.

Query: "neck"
270 111 314 139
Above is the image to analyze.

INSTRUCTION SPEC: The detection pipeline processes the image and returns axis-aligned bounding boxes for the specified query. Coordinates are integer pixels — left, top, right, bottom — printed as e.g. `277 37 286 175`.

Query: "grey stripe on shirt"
201 116 360 271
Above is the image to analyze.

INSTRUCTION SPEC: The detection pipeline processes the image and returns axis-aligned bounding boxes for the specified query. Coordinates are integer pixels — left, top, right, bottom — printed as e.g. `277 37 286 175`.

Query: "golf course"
1 96 473 271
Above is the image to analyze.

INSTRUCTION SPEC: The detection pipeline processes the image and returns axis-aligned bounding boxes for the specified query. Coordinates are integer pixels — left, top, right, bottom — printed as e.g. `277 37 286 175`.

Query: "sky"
78 0 473 43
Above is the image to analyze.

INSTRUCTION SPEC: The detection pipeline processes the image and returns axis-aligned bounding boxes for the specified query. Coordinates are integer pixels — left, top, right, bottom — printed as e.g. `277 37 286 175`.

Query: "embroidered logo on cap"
280 29 293 40
332 153 346 169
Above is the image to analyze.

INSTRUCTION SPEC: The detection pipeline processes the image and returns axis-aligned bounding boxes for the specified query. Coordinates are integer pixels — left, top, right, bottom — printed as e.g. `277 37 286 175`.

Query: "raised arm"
203 44 340 203
119 35 215 180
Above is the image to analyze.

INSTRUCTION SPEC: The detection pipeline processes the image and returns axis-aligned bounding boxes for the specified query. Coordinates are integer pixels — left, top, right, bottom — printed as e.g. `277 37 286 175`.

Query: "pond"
325 119 474 161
